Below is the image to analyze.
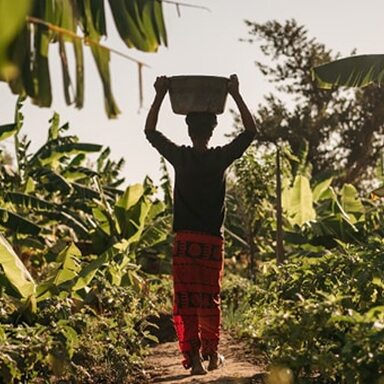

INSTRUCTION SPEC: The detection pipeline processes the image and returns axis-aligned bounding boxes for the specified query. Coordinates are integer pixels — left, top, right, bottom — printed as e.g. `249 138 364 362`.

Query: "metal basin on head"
169 75 229 115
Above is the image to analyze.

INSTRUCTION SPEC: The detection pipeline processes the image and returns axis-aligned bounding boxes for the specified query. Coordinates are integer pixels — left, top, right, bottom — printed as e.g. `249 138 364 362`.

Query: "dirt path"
144 322 265 384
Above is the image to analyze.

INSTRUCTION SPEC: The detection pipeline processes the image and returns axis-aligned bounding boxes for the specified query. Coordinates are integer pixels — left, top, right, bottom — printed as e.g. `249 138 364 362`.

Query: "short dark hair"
185 112 217 139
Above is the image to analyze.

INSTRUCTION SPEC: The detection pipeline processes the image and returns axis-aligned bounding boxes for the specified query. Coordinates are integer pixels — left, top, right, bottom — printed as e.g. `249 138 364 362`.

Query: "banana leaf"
0 123 18 141
37 243 82 299
312 178 333 203
6 192 57 211
313 55 384 89
340 184 365 218
72 182 100 200
53 243 82 286
0 0 32 77
115 183 152 241
282 175 316 226
32 25 52 107
1 0 169 117
42 211 90 238
0 232 36 299
32 142 102 167
0 208 42 235
63 166 99 181
71 242 126 291
108 0 148 50
90 44 120 118
137 213 171 250
32 168 73 195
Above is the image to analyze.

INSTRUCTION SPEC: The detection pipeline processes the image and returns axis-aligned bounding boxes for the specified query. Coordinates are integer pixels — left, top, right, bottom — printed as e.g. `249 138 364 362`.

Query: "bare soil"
142 314 266 384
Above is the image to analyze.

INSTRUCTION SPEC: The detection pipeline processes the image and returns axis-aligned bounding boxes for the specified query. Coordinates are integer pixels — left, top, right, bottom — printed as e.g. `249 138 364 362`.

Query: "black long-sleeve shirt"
145 129 254 237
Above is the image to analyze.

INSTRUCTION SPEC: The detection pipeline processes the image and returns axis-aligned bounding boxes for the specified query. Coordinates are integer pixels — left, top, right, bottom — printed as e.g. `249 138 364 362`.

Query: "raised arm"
228 74 257 134
144 76 180 165
145 76 169 133
219 75 256 168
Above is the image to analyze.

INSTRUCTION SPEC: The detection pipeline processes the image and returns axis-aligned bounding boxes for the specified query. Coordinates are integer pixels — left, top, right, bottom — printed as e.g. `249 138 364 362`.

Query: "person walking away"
144 74 256 375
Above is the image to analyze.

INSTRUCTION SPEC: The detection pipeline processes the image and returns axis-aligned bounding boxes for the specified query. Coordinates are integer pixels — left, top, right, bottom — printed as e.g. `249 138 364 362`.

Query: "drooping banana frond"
30 138 102 167
6 191 57 211
0 0 169 117
31 167 73 195
0 208 42 235
313 54 384 89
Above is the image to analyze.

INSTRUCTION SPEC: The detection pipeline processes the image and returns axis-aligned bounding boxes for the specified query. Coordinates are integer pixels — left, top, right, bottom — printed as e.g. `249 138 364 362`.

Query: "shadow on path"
145 314 266 384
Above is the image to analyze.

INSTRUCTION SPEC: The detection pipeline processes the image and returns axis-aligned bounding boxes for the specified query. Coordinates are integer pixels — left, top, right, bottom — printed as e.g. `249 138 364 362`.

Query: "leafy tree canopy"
243 19 384 186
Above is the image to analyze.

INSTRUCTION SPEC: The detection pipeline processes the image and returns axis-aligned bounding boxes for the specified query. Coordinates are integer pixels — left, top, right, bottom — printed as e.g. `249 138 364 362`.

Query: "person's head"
185 112 217 148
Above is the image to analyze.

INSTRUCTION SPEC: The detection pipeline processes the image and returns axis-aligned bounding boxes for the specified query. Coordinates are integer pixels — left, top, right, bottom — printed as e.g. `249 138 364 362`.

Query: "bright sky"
1 0 384 187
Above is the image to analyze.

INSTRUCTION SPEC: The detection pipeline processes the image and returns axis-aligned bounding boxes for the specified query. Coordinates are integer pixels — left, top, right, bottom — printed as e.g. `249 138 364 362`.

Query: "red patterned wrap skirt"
172 231 224 368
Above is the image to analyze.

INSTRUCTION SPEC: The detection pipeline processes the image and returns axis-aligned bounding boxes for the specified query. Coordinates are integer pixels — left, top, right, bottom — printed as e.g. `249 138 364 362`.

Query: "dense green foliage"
223 84 384 383
0 101 172 383
222 237 384 383
3 15 384 384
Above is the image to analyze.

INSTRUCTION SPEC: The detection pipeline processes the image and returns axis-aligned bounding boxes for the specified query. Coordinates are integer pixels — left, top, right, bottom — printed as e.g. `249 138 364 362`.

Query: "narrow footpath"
143 316 265 384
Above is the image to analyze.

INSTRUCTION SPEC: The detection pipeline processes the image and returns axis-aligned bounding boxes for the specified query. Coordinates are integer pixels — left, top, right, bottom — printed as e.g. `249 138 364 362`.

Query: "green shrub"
240 237 384 383
0 273 166 383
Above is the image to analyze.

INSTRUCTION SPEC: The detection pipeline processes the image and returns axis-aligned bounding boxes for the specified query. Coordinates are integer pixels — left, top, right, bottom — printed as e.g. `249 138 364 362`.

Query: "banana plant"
35 179 171 300
283 175 366 247
0 0 170 117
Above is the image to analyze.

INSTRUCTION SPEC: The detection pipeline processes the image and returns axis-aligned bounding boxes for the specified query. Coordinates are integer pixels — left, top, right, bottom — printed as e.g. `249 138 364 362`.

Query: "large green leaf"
313 55 384 89
0 123 18 142
115 183 152 241
0 0 32 77
38 243 82 299
0 208 42 235
32 141 102 167
42 211 90 238
116 183 144 211
282 175 316 226
138 213 171 250
63 166 99 182
312 178 333 203
71 241 127 291
6 192 57 211
1 0 169 117
53 243 82 286
32 26 52 107
32 168 73 195
340 184 365 223
90 45 120 118
0 232 36 299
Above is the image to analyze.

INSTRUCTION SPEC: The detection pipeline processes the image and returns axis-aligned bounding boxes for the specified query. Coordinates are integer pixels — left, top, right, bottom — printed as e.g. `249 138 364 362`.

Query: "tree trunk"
276 146 284 264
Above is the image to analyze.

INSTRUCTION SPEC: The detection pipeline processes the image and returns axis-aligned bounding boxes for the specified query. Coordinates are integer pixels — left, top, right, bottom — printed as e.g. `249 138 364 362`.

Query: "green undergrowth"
221 237 384 384
0 274 172 384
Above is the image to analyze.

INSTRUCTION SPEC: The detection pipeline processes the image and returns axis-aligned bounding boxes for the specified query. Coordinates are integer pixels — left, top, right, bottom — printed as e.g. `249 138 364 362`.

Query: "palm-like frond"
313 54 384 89
0 0 169 117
